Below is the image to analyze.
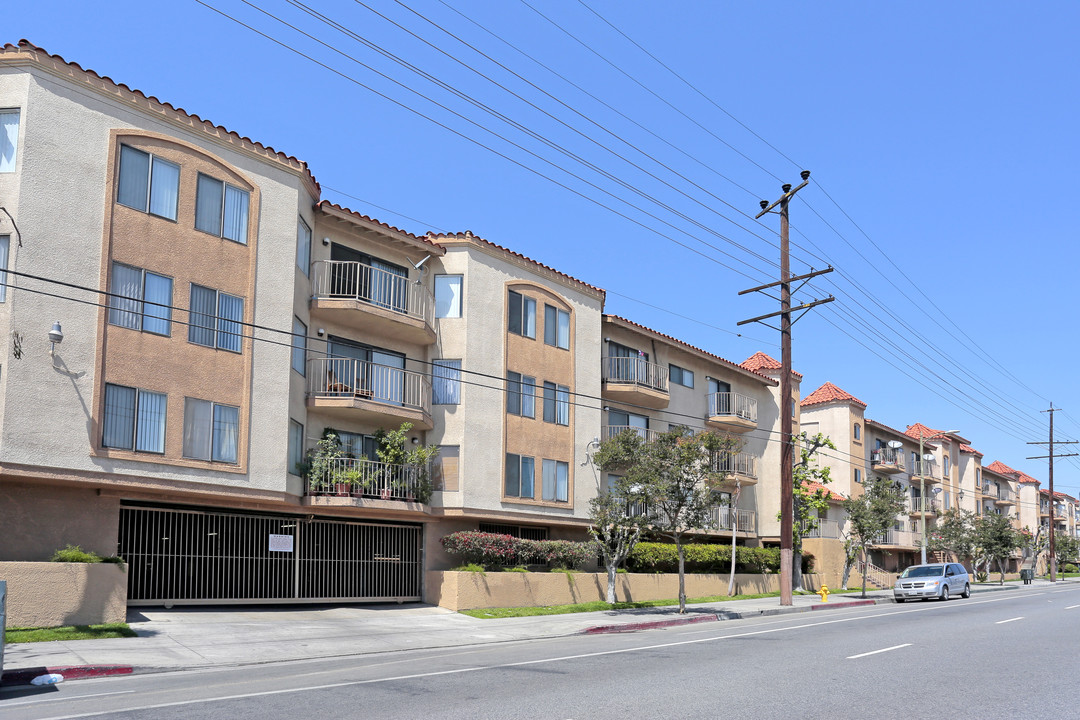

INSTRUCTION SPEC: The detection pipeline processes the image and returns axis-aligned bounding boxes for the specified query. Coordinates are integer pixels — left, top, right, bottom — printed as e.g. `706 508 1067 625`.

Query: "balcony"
994 490 1015 507
602 425 662 444
908 497 939 517
876 528 919 548
705 392 757 434
711 506 757 534
910 460 940 484
310 260 436 345
601 356 669 409
307 357 432 430
306 458 429 505
801 519 841 539
870 448 906 474
711 452 759 489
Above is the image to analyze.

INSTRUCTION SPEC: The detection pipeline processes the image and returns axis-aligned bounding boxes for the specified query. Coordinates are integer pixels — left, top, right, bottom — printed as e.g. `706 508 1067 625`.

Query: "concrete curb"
582 596 894 634
1 665 133 687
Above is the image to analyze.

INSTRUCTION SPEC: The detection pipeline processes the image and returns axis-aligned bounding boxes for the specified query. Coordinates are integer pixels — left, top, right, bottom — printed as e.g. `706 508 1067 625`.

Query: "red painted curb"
583 614 718 634
810 600 876 610
1 665 133 686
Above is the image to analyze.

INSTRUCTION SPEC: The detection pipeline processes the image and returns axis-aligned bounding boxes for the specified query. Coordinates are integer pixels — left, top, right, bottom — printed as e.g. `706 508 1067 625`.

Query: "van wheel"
940 585 950 601
961 583 970 599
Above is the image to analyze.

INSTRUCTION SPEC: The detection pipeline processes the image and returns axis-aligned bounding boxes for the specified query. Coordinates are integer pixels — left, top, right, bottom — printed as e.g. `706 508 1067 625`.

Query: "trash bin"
1020 568 1033 584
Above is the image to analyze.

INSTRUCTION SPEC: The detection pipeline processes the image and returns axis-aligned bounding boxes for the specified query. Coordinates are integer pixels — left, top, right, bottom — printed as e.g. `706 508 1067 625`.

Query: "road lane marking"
0 690 136 707
846 643 911 659
1066 605 1080 609
996 617 1023 624
30 587 1080 719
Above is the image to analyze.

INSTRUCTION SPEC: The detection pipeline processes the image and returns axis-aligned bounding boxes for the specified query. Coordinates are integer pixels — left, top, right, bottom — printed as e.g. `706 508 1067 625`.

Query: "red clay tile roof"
602 316 776 386
986 460 1019 477
318 201 444 252
430 230 605 298
865 419 933 447
804 480 845 503
959 443 983 457
800 382 867 409
905 423 944 441
3 40 319 192
1040 489 1074 501
740 351 803 379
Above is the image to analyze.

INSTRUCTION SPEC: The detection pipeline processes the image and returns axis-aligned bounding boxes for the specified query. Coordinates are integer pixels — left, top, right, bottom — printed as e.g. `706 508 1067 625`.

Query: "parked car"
893 563 970 602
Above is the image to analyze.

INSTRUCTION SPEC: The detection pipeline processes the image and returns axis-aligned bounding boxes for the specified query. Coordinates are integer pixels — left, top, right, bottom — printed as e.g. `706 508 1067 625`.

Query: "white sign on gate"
268 534 294 553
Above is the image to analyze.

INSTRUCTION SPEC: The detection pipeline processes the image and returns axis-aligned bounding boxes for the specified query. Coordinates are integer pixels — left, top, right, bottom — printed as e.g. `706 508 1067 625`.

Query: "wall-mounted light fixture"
316 328 325 337
48 321 64 354
321 237 330 246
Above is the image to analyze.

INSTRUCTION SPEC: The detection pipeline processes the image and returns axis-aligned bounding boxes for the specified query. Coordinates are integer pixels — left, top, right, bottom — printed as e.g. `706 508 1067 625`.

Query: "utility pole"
1028 403 1078 582
739 170 833 606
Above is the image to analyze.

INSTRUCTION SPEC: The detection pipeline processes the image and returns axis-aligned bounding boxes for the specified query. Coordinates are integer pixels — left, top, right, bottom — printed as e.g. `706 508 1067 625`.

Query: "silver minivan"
893 563 970 602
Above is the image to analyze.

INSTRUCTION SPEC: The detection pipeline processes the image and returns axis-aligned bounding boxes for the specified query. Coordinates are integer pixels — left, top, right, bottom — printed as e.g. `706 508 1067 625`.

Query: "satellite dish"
923 453 935 461
887 440 903 449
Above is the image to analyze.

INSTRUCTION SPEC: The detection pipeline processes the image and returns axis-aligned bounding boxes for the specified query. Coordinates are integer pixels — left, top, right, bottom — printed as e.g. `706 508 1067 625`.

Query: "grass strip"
460 588 868 619
4 623 137 644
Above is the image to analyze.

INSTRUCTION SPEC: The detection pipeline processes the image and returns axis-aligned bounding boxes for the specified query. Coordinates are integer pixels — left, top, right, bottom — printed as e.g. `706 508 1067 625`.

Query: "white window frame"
102 383 167 454
542 458 569 502
0 109 20 173
544 305 570 349
435 275 462 318
296 216 311 276
505 453 535 498
433 359 462 405
291 317 307 375
195 172 250 243
116 144 180 221
188 283 244 353
107 262 173 336
669 364 694 388
182 397 240 464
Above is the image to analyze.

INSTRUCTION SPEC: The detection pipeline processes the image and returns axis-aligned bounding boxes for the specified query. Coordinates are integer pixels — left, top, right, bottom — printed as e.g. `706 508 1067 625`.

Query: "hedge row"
626 543 814 574
440 531 594 569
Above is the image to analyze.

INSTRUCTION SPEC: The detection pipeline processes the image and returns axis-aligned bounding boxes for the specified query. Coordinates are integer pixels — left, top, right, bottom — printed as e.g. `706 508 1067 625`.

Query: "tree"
785 432 836 593
374 422 440 503
838 532 859 590
929 508 978 569
588 475 649 603
974 513 1019 584
1053 531 1079 571
842 477 906 598
593 425 741 613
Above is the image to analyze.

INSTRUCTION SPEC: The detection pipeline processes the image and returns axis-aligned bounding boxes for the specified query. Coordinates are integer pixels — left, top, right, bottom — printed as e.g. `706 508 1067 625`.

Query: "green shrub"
627 543 786 574
51 544 101 563
503 566 530 573
533 540 595 569
440 531 595 569
451 563 486 573
1061 563 1078 574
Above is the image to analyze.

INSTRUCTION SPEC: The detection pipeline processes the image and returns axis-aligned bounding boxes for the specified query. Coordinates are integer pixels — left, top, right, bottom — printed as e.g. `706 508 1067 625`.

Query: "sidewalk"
0 580 1048 686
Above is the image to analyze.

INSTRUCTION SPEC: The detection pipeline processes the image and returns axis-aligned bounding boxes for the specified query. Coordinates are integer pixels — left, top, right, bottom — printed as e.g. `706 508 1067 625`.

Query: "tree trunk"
727 488 740 596
840 550 854 590
677 540 686 613
606 562 618 603
860 547 869 599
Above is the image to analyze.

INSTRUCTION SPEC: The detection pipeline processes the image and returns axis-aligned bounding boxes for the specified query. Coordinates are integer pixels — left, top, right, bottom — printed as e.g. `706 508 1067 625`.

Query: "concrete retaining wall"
426 570 824 611
0 562 127 627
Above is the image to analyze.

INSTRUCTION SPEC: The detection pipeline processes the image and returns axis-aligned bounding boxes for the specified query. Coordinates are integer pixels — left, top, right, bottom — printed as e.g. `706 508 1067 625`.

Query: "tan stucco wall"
426 570 823 610
803 537 849 588
0 562 127 627
0 481 120 561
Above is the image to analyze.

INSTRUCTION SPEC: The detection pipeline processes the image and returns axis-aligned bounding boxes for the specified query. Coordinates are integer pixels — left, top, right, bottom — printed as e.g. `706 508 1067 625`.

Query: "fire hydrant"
818 585 830 602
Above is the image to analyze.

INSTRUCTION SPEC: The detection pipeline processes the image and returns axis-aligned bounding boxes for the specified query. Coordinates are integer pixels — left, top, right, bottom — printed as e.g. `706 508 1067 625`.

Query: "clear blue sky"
8 1 1079 492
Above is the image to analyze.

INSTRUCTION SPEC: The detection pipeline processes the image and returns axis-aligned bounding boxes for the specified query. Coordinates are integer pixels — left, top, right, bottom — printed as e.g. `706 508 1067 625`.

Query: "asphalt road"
4 585 1078 720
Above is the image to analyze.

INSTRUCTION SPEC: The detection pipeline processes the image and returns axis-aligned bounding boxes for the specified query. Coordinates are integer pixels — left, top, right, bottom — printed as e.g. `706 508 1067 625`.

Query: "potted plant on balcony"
374 422 440 505
307 433 343 496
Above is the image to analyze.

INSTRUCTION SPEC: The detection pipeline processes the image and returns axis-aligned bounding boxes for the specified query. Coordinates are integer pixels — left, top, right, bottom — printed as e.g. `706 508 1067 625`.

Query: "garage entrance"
118 505 422 605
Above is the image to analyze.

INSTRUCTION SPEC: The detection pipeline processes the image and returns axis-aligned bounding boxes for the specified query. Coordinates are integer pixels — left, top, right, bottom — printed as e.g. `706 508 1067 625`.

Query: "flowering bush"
440 532 595 569
440 532 525 566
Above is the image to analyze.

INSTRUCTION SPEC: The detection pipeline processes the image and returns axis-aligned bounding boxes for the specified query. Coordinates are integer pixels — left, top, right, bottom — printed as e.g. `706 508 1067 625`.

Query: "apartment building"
597 316 781 543
0 41 607 605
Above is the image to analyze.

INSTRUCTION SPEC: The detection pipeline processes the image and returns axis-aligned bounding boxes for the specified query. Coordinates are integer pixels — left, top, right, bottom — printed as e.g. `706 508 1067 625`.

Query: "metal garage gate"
118 506 422 605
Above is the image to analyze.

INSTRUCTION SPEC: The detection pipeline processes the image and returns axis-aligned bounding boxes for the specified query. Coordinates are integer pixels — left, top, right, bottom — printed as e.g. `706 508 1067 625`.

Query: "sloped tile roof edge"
432 230 605 299
739 351 804 379
318 201 444 253
4 40 320 193
865 419 936 447
602 315 776 386
800 381 867 409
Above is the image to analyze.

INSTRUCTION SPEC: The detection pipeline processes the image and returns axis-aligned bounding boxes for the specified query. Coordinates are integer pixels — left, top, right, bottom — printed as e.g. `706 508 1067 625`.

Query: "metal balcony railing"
800 519 841 539
875 528 918 547
601 356 668 392
909 497 940 514
707 392 757 423
308 458 427 502
307 357 431 413
712 506 757 533
911 460 937 479
712 452 758 479
311 260 434 326
602 425 661 444
870 448 906 470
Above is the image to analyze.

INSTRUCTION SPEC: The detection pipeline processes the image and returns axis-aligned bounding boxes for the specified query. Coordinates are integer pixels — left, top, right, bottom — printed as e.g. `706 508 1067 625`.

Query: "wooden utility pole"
739 170 833 606
1028 403 1077 582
